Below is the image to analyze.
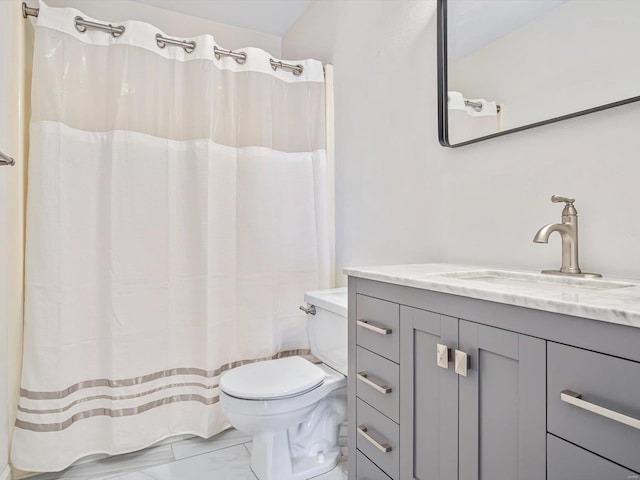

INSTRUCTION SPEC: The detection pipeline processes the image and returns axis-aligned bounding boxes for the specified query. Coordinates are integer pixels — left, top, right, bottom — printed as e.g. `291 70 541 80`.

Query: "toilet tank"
304 288 348 375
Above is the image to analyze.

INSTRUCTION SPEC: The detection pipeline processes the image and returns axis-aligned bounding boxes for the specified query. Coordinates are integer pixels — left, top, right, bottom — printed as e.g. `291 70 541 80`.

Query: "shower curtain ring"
213 47 248 65
155 34 196 54
73 16 126 37
74 17 87 33
109 25 124 38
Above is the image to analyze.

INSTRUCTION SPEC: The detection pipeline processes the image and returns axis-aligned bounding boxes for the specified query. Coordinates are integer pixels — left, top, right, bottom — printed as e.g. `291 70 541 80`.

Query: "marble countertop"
343 263 640 328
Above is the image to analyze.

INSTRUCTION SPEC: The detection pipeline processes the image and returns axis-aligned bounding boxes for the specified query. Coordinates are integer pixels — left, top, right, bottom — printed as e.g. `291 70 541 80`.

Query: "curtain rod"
23 3 126 36
214 46 247 65
0 151 15 167
22 2 38 18
464 99 502 114
21 2 307 75
270 59 303 76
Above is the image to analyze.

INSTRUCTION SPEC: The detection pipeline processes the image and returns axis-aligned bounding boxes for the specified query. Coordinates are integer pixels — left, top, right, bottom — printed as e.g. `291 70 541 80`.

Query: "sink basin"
435 270 635 295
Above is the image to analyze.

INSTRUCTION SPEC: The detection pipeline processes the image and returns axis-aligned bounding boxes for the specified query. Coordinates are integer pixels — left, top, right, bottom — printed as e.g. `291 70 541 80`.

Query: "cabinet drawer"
356 398 399 480
547 434 638 479
356 346 400 423
356 450 392 480
548 342 640 472
356 295 399 363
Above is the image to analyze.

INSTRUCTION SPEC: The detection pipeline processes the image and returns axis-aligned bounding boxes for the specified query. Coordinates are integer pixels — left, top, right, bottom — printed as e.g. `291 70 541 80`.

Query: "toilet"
220 288 348 480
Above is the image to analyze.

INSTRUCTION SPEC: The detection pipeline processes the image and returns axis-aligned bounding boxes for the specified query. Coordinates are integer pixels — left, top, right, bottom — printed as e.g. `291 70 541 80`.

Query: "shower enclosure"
11 1 332 472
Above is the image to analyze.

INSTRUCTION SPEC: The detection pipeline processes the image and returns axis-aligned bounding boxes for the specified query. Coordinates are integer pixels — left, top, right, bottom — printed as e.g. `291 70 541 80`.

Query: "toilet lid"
220 356 326 400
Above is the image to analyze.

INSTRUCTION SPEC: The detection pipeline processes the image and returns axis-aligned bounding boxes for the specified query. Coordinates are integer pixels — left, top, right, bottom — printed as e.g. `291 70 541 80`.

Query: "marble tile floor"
30 427 348 480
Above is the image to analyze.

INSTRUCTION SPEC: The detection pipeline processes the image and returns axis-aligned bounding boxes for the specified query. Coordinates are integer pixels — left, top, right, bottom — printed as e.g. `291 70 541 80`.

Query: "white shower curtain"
12 2 330 472
447 91 499 144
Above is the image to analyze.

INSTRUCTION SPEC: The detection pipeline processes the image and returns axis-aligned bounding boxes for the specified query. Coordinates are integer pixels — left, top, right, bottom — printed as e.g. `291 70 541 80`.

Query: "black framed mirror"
438 0 640 147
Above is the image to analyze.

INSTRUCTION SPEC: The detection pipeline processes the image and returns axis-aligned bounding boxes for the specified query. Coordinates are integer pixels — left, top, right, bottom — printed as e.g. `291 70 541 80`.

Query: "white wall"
283 0 444 286
0 2 12 479
40 0 282 56
283 0 640 283
2 2 30 478
450 0 640 130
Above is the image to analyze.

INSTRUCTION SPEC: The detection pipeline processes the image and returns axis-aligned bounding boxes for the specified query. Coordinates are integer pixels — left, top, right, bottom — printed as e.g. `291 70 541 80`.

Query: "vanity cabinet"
352 294 400 480
547 342 640 473
398 307 458 480
347 275 640 480
547 434 638 480
399 306 545 480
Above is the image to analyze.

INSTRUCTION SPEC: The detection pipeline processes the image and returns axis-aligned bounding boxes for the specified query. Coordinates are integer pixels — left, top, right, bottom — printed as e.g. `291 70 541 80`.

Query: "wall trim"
1 464 12 480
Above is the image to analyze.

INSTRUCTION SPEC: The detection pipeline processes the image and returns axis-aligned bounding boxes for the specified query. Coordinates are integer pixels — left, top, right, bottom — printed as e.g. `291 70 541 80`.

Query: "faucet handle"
551 195 575 205
551 195 578 216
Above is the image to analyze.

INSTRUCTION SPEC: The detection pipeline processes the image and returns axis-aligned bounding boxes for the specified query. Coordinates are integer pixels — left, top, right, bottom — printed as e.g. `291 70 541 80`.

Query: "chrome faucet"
533 195 601 278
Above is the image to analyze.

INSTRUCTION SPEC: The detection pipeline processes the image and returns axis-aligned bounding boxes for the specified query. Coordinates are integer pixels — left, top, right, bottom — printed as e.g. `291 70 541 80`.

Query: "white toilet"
220 288 348 480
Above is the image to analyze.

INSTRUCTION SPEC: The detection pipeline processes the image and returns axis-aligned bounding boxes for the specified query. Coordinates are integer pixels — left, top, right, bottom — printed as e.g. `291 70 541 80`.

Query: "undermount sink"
435 270 635 294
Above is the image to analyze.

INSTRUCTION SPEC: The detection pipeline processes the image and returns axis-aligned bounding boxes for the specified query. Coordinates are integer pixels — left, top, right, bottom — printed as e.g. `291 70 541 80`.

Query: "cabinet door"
458 321 546 480
547 434 639 480
400 306 458 480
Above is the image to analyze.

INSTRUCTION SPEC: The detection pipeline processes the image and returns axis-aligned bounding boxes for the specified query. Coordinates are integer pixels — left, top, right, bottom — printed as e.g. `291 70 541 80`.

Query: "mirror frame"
437 0 640 147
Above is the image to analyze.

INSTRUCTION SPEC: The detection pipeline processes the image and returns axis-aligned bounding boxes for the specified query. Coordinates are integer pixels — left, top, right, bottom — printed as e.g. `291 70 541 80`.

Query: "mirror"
438 0 640 146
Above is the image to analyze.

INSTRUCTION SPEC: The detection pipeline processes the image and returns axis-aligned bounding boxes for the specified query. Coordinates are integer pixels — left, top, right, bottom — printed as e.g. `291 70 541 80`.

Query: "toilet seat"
220 356 327 400
219 288 348 480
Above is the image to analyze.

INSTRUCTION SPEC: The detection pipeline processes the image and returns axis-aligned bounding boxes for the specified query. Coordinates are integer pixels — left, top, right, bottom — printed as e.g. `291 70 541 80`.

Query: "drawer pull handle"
560 389 640 430
357 320 392 335
357 372 392 394
357 425 392 453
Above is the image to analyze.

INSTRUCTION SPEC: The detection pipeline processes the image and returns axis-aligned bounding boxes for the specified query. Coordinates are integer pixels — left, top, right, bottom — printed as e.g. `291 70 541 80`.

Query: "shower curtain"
447 90 499 144
12 2 330 472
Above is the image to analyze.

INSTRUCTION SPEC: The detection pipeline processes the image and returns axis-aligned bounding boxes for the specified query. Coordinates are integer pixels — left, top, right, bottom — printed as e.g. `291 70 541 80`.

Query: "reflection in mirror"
439 0 640 146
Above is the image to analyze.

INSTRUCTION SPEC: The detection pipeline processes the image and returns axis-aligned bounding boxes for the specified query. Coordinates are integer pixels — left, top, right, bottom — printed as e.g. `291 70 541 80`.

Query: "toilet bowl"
220 287 348 480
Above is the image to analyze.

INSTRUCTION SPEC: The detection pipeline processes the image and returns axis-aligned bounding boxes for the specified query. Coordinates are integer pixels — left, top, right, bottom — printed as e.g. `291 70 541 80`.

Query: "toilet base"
251 430 341 480
220 365 347 480
249 384 346 480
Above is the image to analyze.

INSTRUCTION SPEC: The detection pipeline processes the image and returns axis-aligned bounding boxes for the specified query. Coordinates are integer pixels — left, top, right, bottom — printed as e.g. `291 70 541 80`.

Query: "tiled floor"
30 427 348 480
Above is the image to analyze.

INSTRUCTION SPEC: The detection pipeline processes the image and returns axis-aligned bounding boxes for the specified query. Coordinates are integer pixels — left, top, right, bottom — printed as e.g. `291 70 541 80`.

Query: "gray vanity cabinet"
547 342 640 473
546 435 639 480
398 307 546 480
399 306 458 480
347 276 640 480
457 320 546 480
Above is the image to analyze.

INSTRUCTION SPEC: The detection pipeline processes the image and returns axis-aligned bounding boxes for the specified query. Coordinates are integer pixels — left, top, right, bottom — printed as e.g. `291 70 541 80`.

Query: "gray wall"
282 0 640 285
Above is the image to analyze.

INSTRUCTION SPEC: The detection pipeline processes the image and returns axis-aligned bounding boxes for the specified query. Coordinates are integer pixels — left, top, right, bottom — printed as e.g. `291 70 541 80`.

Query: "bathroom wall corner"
6 0 31 477
283 1 445 285
0 465 12 480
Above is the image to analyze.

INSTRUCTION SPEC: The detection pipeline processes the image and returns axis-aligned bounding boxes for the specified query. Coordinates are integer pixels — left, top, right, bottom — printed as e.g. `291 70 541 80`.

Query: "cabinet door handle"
357 425 392 453
357 372 392 394
436 343 451 369
454 349 469 377
560 389 640 430
357 319 392 335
